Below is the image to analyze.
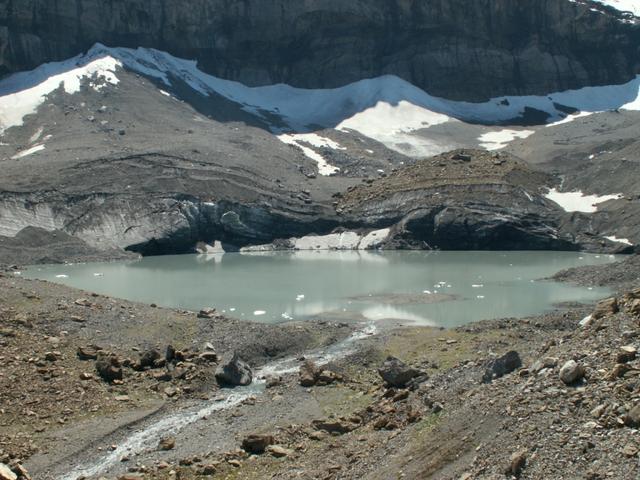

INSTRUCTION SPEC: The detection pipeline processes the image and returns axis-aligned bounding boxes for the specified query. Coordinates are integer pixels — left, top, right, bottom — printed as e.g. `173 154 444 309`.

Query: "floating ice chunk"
476 295 485 299
423 290 432 294
472 284 484 288
253 310 266 316
55 274 68 278
93 272 104 277
229 307 236 312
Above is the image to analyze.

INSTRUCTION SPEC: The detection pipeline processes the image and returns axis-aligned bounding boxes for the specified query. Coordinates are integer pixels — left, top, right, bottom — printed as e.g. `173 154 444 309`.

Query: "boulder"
215 353 252 386
312 418 359 434
197 308 218 319
198 351 218 363
317 369 342 385
299 360 321 387
507 449 527 476
266 445 294 458
592 297 618 319
531 357 557 373
165 344 176 363
95 353 123 382
74 298 92 307
378 357 423 388
241 434 274 454
265 376 282 388
77 345 101 360
624 405 640 428
559 360 585 385
617 346 637 364
482 351 522 383
159 437 176 451
10 465 29 480
137 348 161 369
0 463 16 480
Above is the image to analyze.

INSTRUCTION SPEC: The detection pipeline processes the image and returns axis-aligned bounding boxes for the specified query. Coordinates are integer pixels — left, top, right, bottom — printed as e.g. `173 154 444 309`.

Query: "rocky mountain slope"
1 0 639 101
0 1 638 260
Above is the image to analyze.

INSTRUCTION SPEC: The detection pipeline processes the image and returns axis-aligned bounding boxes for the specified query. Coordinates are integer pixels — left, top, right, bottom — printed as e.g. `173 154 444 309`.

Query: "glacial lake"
25 251 618 328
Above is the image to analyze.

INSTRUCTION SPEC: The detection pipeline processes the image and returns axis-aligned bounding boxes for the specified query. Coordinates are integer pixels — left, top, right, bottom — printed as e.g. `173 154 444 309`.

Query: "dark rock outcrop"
1 0 639 100
339 150 583 251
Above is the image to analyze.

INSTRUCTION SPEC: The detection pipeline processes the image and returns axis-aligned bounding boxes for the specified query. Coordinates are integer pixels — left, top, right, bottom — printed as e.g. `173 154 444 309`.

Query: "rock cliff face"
1 0 639 100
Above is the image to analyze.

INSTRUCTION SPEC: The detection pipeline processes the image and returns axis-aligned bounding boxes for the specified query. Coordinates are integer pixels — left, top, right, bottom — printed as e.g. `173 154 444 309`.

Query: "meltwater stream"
27 250 618 328
60 323 377 480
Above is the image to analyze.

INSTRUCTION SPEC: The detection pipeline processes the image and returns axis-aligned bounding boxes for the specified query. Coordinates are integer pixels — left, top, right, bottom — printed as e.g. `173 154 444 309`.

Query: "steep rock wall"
0 0 639 100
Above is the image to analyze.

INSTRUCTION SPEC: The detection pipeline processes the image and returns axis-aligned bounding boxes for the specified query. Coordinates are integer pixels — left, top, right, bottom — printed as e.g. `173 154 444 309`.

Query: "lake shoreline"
1 254 639 479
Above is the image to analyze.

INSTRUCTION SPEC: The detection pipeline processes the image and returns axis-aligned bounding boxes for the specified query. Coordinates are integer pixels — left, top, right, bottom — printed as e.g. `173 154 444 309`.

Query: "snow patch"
545 111 593 127
0 53 120 134
478 129 535 150
591 0 640 16
11 144 45 159
3 43 640 157
604 235 633 245
545 188 623 213
29 127 44 143
277 133 341 176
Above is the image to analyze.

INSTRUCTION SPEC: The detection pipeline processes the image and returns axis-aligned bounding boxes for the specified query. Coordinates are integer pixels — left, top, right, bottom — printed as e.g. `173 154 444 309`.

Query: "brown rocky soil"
1 256 639 480
0 270 352 479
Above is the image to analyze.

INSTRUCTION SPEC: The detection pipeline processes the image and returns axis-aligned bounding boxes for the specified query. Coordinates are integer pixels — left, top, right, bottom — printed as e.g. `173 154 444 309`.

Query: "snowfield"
545 188 624 213
591 0 640 17
0 55 120 134
478 129 535 150
1 44 640 158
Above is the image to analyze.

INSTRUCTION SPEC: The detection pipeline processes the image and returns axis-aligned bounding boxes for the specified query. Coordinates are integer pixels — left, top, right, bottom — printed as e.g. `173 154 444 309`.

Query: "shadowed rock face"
1 0 639 100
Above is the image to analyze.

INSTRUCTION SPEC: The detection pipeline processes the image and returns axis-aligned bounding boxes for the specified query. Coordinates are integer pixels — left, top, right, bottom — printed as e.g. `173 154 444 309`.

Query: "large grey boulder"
482 351 522 383
378 356 423 388
559 360 585 385
215 352 253 386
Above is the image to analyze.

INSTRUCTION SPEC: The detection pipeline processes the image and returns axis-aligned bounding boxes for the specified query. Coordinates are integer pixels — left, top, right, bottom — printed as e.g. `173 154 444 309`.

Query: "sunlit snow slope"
591 0 640 16
1 44 639 162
